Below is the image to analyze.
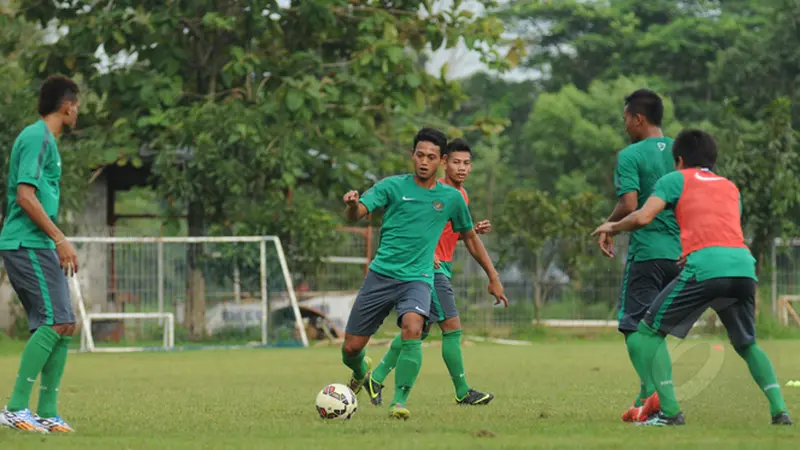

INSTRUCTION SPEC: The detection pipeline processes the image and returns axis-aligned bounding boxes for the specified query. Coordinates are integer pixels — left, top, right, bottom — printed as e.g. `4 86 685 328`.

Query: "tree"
520 76 682 200
18 0 516 338
716 98 800 273
496 189 603 322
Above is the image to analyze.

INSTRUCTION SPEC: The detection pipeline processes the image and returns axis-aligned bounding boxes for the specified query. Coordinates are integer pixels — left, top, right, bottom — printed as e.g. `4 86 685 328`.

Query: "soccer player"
596 89 681 421
593 129 792 426
365 138 494 407
341 129 508 420
0 75 81 433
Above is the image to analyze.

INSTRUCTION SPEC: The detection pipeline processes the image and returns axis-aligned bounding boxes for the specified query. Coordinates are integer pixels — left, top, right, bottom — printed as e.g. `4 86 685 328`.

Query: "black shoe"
456 389 494 406
365 372 383 406
636 411 685 426
772 412 792 425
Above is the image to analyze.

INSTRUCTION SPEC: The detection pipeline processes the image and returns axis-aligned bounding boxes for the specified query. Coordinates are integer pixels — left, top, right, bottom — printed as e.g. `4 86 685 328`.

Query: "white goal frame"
69 236 309 352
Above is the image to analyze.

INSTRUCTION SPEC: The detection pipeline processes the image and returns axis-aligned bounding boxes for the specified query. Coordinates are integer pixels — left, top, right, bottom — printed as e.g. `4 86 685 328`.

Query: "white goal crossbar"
69 235 309 352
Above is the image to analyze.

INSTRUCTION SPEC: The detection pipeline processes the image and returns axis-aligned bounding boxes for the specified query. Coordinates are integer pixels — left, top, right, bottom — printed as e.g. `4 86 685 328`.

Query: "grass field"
0 336 798 449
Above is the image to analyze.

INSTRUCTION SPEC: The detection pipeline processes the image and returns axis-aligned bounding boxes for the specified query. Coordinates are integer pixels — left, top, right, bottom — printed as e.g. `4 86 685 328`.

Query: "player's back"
616 137 680 261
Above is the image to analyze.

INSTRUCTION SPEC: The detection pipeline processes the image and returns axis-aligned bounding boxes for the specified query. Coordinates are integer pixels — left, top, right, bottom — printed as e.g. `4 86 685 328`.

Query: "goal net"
69 236 309 352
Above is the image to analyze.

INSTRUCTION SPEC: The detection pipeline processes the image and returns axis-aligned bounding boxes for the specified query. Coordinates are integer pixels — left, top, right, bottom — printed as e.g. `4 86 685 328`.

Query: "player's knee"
400 314 424 340
50 323 76 336
341 337 365 357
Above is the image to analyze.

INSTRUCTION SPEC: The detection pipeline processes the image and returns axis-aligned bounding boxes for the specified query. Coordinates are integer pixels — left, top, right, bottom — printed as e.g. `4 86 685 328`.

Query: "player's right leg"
714 278 791 425
0 248 62 434
342 270 398 394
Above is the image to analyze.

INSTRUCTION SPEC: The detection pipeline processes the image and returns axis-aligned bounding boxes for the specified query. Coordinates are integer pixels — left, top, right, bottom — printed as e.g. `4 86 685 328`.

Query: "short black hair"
673 129 718 169
413 127 447 156
38 75 79 116
624 89 663 127
445 138 472 157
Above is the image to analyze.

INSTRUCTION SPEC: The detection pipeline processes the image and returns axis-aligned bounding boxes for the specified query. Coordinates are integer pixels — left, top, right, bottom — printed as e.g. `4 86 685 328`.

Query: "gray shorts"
2 247 75 331
430 273 458 323
345 270 431 336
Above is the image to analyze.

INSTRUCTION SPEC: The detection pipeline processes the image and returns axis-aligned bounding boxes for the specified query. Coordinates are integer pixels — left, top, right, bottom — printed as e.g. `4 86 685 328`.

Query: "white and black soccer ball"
315 383 358 420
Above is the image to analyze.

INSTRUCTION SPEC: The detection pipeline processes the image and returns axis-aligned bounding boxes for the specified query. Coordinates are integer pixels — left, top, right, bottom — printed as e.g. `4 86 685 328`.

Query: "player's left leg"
714 278 791 425
387 281 431 419
434 273 492 405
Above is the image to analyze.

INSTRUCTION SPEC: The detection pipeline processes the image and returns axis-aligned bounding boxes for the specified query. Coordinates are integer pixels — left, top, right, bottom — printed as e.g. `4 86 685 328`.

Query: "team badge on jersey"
432 201 444 211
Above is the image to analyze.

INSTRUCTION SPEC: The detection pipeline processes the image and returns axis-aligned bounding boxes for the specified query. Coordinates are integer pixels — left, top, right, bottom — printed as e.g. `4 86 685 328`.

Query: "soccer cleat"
641 392 660 418
0 407 49 433
621 405 638 422
389 404 410 420
34 414 74 433
772 412 792 425
365 371 384 406
456 389 494 406
347 356 373 395
637 411 686 427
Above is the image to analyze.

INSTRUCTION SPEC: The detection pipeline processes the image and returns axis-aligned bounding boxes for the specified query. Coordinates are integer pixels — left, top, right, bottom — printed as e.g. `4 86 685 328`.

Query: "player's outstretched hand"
488 277 509 308
597 232 615 258
591 222 615 238
474 220 491 234
433 256 441 269
343 190 360 206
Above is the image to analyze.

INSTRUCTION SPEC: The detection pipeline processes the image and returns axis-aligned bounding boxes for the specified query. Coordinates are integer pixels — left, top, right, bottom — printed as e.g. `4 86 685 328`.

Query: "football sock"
735 343 788 416
442 330 471 399
7 327 60 412
390 339 422 406
372 331 430 384
341 346 368 380
625 332 656 406
371 334 402 384
37 335 72 418
636 322 680 417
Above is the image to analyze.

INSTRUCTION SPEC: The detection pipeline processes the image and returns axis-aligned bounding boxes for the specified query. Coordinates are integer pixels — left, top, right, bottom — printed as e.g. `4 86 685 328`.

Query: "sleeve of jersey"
449 194 474 233
359 178 392 213
16 132 48 190
614 150 639 197
651 172 684 208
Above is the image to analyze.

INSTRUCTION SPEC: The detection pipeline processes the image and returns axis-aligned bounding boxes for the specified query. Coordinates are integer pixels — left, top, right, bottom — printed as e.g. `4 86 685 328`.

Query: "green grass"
0 338 798 449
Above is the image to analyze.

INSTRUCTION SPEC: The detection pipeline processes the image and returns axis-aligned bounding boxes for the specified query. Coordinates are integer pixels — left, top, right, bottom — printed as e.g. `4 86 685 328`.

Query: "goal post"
69 235 309 352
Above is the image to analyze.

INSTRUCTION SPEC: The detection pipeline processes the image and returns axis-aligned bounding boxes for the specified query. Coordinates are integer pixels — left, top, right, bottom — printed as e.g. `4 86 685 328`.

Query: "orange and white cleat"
34 414 74 433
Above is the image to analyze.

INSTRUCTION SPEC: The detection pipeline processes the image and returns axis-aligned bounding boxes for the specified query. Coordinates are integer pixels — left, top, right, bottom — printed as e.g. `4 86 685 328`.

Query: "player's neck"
443 176 463 190
42 115 64 138
414 175 437 189
641 126 663 140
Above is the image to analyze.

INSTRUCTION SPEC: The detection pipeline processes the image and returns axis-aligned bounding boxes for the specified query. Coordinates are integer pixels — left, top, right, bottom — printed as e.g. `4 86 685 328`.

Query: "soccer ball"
315 383 358 420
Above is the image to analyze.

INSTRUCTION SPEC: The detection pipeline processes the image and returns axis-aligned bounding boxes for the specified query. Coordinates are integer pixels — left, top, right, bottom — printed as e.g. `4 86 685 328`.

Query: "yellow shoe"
389 404 410 420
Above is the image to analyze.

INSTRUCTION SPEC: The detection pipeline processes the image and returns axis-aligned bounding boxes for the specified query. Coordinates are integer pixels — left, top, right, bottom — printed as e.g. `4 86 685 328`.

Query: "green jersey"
360 174 474 286
614 137 681 261
0 121 62 250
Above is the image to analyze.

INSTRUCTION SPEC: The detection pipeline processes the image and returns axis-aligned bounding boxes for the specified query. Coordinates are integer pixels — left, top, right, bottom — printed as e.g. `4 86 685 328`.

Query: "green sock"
390 339 422 406
7 327 61 412
625 332 656 406
371 334 402 384
635 322 681 416
341 347 368 380
37 336 72 418
442 330 470 399
736 343 788 416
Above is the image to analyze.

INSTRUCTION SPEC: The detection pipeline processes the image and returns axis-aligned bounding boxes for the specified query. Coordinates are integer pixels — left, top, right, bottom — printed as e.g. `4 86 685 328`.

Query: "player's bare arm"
17 183 78 274
343 190 369 222
459 229 508 307
597 191 638 257
592 196 667 236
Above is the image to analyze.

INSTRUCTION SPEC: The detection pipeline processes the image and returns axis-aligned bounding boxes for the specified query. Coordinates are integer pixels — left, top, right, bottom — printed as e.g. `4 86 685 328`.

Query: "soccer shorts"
618 258 681 333
1 247 75 332
344 270 431 336
429 273 458 323
643 273 756 347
